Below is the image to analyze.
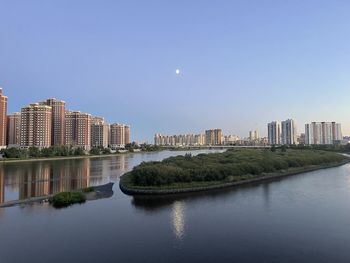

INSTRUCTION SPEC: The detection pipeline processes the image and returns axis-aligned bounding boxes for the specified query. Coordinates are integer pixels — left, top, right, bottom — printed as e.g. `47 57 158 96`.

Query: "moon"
175 69 180 75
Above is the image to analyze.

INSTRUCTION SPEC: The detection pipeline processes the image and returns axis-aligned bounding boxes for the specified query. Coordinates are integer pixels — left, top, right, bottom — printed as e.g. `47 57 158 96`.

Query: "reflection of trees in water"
131 182 274 213
109 155 129 178
1 157 126 202
131 185 255 212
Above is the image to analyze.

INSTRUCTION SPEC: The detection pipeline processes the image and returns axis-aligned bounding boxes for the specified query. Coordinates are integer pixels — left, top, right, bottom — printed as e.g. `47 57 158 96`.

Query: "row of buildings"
267 119 343 145
268 119 298 145
155 129 224 146
154 129 266 146
305 122 342 145
1 88 131 150
155 119 345 147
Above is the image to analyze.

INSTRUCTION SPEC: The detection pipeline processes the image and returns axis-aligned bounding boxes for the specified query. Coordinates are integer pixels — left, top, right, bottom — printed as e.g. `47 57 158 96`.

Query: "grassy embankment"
120 148 350 194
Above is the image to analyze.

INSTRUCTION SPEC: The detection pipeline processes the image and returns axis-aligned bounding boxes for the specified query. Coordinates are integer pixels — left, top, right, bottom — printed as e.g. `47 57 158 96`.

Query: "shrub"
51 192 86 208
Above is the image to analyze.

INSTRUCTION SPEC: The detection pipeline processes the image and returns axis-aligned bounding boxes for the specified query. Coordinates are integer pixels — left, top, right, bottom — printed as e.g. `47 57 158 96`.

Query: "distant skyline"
1 1 350 142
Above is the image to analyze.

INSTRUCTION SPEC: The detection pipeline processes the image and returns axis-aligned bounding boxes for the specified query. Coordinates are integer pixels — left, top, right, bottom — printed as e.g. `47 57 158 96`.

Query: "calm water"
1 150 350 263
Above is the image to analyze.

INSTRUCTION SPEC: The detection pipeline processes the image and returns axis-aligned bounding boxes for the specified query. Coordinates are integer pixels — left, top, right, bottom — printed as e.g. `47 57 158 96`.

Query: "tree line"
0 143 162 159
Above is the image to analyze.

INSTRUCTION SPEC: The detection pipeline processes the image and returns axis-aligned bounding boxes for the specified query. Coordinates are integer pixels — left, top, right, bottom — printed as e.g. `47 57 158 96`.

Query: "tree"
3 147 27 158
281 145 287 152
74 147 85 156
28 147 40 157
102 148 111 154
41 147 54 157
90 147 101 155
270 145 276 152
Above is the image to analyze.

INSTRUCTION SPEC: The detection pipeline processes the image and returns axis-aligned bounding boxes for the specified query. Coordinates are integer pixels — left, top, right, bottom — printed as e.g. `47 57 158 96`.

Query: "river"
1 149 350 263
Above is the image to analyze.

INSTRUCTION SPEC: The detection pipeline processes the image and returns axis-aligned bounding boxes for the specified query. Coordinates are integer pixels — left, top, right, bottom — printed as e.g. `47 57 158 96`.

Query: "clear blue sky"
1 0 350 142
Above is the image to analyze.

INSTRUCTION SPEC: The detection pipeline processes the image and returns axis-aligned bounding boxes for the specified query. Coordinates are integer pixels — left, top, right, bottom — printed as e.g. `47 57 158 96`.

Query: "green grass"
50 191 86 208
121 148 349 190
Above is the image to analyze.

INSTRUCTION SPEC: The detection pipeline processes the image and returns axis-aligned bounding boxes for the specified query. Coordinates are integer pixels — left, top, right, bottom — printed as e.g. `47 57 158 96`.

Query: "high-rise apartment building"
205 129 222 145
65 111 92 150
205 130 214 145
249 130 259 141
0 88 8 149
7 112 21 146
41 98 65 146
91 117 109 148
281 119 298 145
305 122 342 145
124 125 131 145
268 121 281 145
332 122 342 142
224 135 240 145
20 103 52 148
194 134 205 145
109 124 130 149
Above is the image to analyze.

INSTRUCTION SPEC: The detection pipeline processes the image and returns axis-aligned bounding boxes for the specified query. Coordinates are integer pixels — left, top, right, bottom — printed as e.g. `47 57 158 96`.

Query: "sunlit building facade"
91 117 109 148
0 88 8 149
40 98 65 146
20 103 52 148
249 130 259 141
65 110 92 150
205 129 222 145
110 123 130 149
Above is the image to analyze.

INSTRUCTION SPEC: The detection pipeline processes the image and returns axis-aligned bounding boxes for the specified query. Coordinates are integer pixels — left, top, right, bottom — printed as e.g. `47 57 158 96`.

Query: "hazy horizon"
1 1 350 142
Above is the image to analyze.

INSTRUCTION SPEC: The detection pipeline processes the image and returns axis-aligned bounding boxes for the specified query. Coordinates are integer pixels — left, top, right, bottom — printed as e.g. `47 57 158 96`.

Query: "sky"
1 0 350 142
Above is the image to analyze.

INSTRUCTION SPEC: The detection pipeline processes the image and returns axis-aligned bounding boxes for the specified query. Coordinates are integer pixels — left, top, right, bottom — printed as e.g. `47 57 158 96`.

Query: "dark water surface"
1 150 350 263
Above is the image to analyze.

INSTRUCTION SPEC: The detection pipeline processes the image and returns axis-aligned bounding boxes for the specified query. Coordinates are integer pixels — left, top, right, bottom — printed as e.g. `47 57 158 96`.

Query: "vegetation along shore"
120 148 350 195
0 143 162 163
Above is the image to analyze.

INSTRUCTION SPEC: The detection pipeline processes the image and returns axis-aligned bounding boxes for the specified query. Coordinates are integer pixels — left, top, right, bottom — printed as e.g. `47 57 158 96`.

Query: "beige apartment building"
7 112 21 146
20 103 52 148
205 129 222 145
41 98 65 146
109 123 130 149
91 117 109 148
65 110 91 150
0 88 8 148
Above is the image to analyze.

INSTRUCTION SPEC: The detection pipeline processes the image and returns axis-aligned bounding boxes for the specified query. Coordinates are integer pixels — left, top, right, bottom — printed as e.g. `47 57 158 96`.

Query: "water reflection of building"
110 155 129 178
171 201 186 240
19 163 51 199
89 159 110 185
19 159 91 200
54 159 90 192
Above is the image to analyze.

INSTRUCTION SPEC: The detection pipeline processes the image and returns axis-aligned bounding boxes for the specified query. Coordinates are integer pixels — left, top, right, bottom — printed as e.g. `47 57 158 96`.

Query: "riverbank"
0 182 114 208
120 161 350 196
